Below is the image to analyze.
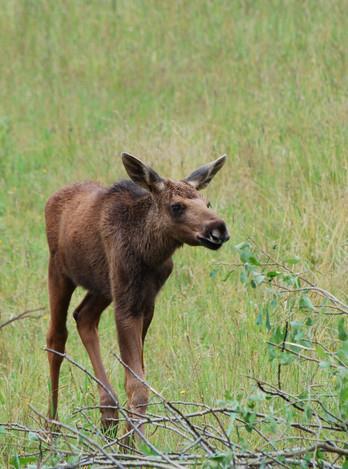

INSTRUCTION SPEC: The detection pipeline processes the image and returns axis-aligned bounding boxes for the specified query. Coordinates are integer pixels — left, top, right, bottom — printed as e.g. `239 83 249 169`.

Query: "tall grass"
0 0 347 465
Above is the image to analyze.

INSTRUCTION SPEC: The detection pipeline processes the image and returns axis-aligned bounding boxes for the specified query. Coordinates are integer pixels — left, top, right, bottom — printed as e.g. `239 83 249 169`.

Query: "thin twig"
0 307 44 330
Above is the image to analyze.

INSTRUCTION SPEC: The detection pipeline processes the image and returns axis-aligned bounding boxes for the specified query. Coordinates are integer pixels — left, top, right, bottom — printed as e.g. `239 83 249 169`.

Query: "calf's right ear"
184 154 226 190
121 153 165 192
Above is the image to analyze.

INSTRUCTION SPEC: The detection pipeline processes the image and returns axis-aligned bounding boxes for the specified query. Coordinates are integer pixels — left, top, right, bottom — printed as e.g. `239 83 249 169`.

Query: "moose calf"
45 153 229 433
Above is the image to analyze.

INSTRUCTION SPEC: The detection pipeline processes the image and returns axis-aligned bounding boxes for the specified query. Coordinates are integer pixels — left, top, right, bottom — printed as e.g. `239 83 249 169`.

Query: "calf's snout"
205 220 230 244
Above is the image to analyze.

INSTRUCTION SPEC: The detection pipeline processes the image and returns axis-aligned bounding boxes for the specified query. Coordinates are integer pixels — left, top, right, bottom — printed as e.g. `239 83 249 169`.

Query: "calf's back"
45 182 112 299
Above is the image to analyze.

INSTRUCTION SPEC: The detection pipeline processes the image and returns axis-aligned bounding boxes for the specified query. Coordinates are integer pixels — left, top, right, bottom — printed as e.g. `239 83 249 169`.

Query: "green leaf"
15 456 37 466
294 277 301 288
265 416 277 434
240 249 251 263
206 452 232 465
139 443 157 456
10 455 20 469
338 318 348 341
305 317 314 326
265 306 271 331
223 271 233 282
316 345 327 360
285 256 300 265
226 417 235 436
209 269 217 279
337 340 348 364
256 307 263 326
235 242 251 251
304 404 313 422
268 344 277 361
252 272 265 286
243 411 256 432
285 407 294 423
248 255 260 266
279 352 296 365
339 378 348 419
291 320 304 328
271 326 284 344
299 295 314 311
240 270 248 284
297 390 308 401
236 242 260 266
28 431 39 441
266 271 280 279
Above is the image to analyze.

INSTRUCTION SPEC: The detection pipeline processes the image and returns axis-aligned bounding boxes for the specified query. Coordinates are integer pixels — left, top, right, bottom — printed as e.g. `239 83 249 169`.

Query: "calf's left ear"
121 152 165 192
184 154 226 190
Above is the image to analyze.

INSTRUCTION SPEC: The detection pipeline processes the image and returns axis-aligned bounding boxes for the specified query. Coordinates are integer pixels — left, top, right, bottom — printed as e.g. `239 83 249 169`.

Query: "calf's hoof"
101 410 119 437
45 418 62 440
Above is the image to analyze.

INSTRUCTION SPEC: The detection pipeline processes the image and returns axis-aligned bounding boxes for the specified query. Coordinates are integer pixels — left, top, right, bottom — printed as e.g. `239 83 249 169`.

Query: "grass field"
0 0 347 466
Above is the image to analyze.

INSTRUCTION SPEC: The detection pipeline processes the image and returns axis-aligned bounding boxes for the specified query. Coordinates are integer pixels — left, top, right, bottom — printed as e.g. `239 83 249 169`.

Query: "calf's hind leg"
47 257 75 421
73 292 118 429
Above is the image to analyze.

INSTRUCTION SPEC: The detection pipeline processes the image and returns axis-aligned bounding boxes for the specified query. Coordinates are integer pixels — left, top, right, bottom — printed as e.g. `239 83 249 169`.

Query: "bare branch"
0 307 44 330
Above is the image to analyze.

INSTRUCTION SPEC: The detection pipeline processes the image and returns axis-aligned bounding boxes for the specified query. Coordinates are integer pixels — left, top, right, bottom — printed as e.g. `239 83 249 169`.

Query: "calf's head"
122 152 230 250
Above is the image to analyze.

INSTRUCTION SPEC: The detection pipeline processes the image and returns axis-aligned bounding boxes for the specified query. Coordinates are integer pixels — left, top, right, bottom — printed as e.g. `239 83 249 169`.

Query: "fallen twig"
0 307 44 330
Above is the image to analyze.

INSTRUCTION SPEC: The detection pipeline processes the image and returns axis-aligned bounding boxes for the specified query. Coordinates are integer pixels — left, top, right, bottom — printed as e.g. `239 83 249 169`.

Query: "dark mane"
108 180 148 199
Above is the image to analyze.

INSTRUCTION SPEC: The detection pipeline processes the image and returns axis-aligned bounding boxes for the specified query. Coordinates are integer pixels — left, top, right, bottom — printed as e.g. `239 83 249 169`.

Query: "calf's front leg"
116 312 149 434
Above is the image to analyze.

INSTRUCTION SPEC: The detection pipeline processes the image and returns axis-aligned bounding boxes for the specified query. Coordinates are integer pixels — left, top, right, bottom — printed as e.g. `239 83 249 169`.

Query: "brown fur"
45 154 228 434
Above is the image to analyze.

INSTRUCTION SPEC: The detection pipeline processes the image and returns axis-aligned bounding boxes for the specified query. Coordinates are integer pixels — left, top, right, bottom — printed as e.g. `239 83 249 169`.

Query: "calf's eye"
207 201 212 208
171 203 185 216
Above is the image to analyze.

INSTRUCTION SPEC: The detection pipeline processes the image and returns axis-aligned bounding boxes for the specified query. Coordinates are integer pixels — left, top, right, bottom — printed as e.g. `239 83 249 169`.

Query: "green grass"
0 0 347 465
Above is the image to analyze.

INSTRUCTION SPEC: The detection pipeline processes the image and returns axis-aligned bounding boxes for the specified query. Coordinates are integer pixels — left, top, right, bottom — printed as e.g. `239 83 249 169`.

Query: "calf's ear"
121 152 164 192
184 155 226 190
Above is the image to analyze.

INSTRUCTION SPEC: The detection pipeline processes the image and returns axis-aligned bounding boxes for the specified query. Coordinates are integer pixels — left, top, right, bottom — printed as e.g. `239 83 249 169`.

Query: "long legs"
73 292 117 427
47 258 115 428
47 255 157 436
46 257 75 420
116 306 154 433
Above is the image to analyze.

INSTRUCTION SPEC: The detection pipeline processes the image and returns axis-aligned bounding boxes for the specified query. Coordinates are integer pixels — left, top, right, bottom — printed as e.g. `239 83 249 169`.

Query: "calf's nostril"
211 229 221 240
204 221 229 244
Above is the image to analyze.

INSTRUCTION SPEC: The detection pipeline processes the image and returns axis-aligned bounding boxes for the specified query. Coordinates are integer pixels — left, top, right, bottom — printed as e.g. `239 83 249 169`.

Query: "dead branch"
0 307 44 330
